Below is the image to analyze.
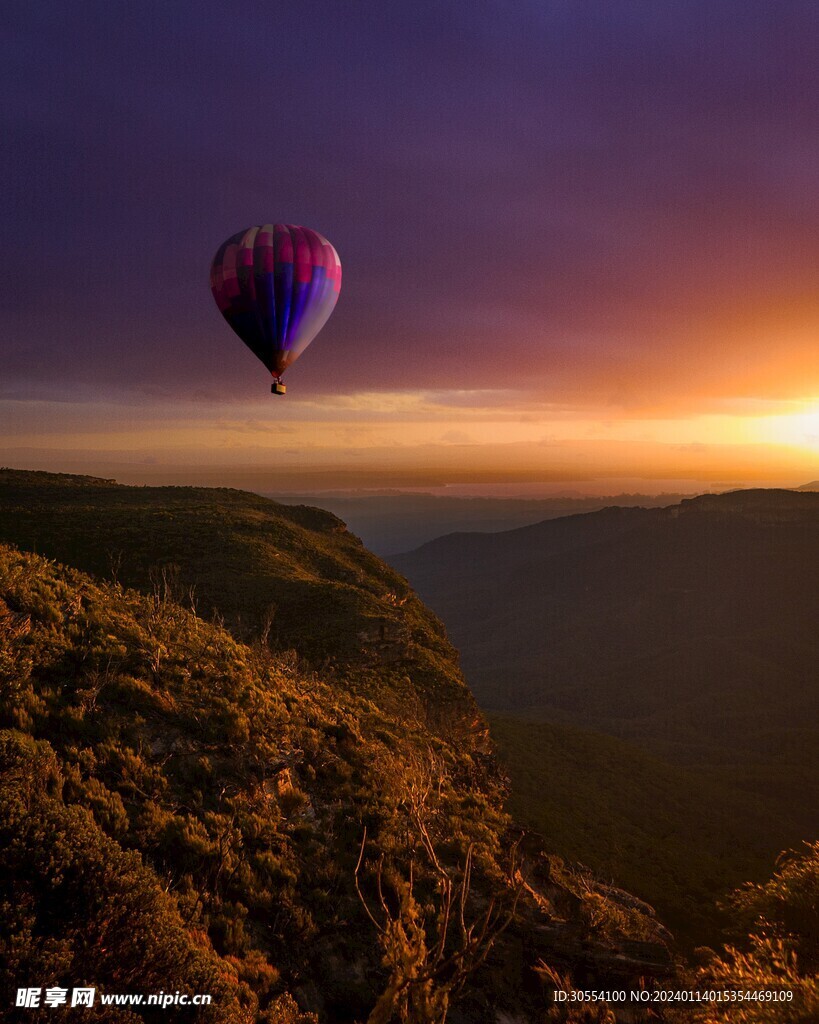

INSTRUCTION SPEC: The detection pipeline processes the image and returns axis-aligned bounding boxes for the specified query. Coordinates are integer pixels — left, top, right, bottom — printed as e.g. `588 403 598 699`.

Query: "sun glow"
754 401 819 451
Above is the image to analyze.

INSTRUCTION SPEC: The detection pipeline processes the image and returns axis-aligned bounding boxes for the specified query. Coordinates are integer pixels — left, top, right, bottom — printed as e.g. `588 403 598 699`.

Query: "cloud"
438 430 474 444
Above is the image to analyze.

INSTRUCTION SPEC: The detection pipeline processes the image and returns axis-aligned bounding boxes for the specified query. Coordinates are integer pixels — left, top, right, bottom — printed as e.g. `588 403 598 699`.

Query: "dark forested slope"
394 490 819 775
395 490 819 945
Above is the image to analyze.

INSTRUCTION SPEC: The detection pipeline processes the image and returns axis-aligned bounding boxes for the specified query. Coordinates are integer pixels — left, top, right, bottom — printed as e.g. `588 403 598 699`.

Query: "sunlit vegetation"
692 842 819 1023
0 472 673 1023
0 541 519 1019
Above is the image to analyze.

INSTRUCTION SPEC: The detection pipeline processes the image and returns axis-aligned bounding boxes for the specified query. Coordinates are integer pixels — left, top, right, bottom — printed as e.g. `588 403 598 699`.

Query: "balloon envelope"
210 224 341 379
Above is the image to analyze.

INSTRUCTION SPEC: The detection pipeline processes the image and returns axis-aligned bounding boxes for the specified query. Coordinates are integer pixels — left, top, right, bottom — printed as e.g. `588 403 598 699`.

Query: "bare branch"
354 828 387 935
356 755 524 1024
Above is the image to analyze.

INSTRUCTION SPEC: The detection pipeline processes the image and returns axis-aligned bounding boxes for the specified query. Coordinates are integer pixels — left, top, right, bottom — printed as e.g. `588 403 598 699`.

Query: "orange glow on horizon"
2 386 817 493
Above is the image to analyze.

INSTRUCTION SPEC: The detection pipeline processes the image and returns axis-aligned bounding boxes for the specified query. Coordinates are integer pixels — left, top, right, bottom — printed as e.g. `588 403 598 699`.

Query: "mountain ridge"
0 468 481 746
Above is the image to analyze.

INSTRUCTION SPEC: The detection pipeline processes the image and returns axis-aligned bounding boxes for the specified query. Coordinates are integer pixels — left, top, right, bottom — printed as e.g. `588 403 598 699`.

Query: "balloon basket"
271 381 287 396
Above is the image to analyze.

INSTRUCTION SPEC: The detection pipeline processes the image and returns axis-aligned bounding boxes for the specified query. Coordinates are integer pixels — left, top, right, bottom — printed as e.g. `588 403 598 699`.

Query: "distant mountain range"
266 491 693 555
395 489 819 940
394 489 818 761
267 484 819 556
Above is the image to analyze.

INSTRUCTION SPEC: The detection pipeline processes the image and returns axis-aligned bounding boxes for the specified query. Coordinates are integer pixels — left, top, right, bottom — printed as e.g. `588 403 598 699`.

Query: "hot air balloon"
210 224 341 394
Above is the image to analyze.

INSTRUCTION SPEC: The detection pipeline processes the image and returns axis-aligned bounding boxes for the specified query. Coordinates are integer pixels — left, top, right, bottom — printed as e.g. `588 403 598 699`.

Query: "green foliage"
0 732 247 1022
0 544 514 1020
693 843 819 1022
722 842 819 973
0 470 474 737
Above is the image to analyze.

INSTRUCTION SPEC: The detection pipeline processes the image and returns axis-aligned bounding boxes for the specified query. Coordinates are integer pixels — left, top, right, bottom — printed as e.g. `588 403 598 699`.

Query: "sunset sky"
2 1 817 493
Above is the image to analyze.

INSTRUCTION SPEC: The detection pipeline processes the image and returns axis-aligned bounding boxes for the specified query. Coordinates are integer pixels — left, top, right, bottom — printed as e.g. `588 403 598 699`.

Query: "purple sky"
0 2 817 498
2 1 816 406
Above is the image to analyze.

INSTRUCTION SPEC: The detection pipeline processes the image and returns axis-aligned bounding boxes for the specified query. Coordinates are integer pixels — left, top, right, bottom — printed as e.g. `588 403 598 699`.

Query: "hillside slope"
394 490 819 777
395 490 819 943
487 714 792 945
0 469 477 743
0 471 676 1022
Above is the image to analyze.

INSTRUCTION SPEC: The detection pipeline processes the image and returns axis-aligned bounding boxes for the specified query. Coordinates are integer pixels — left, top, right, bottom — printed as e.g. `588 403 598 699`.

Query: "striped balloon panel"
210 223 341 377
